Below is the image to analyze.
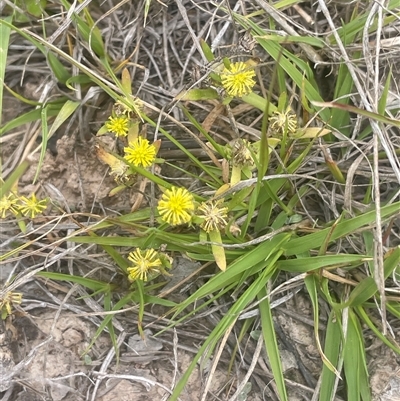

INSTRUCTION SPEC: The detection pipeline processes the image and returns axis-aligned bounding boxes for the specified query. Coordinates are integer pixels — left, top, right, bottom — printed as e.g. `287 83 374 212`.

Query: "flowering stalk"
196 200 228 271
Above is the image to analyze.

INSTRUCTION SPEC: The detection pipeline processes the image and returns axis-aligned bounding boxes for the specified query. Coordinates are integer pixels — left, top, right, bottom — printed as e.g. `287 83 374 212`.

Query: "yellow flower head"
105 115 129 137
220 61 256 98
127 248 162 281
0 194 20 218
19 193 48 219
197 200 229 233
157 186 195 226
269 107 297 135
0 291 22 318
124 137 156 168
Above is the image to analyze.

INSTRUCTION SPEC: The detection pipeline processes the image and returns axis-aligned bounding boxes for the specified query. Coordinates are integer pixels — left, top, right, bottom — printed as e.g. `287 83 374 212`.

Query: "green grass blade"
319 310 342 401
37 272 112 292
35 105 49 185
345 277 377 308
378 67 392 116
0 105 62 136
356 306 400 355
0 16 12 127
170 233 292 316
383 246 400 278
258 287 288 401
277 254 370 273
283 201 400 256
343 311 361 401
305 274 340 376
312 100 400 128
34 100 79 183
331 1 399 44
0 160 30 198
47 51 71 83
168 254 280 401
83 292 132 354
343 310 371 401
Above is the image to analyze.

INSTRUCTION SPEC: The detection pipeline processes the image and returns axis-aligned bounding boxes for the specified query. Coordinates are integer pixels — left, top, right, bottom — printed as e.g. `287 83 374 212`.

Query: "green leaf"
345 277 377 307
35 106 49 184
255 34 325 48
171 233 292 317
0 160 31 199
319 310 342 401
168 250 281 401
0 105 63 136
47 52 71 84
277 254 369 273
258 287 288 401
200 39 215 62
283 201 400 256
0 16 12 127
82 293 132 355
37 272 112 292
305 274 340 376
378 67 391 116
383 246 400 279
356 306 400 355
312 101 400 128
174 88 219 101
343 312 361 401
343 310 371 401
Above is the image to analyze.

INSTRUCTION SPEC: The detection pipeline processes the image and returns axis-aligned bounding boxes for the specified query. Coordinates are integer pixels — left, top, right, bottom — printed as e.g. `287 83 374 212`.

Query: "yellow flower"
127 248 162 281
105 116 129 137
269 107 297 135
0 291 22 318
220 61 256 97
18 193 48 218
197 200 228 233
0 194 19 218
157 187 195 226
124 137 156 168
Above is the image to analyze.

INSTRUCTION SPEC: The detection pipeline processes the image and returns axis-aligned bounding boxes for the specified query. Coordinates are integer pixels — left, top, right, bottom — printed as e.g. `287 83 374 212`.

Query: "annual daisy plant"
3 12 387 401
